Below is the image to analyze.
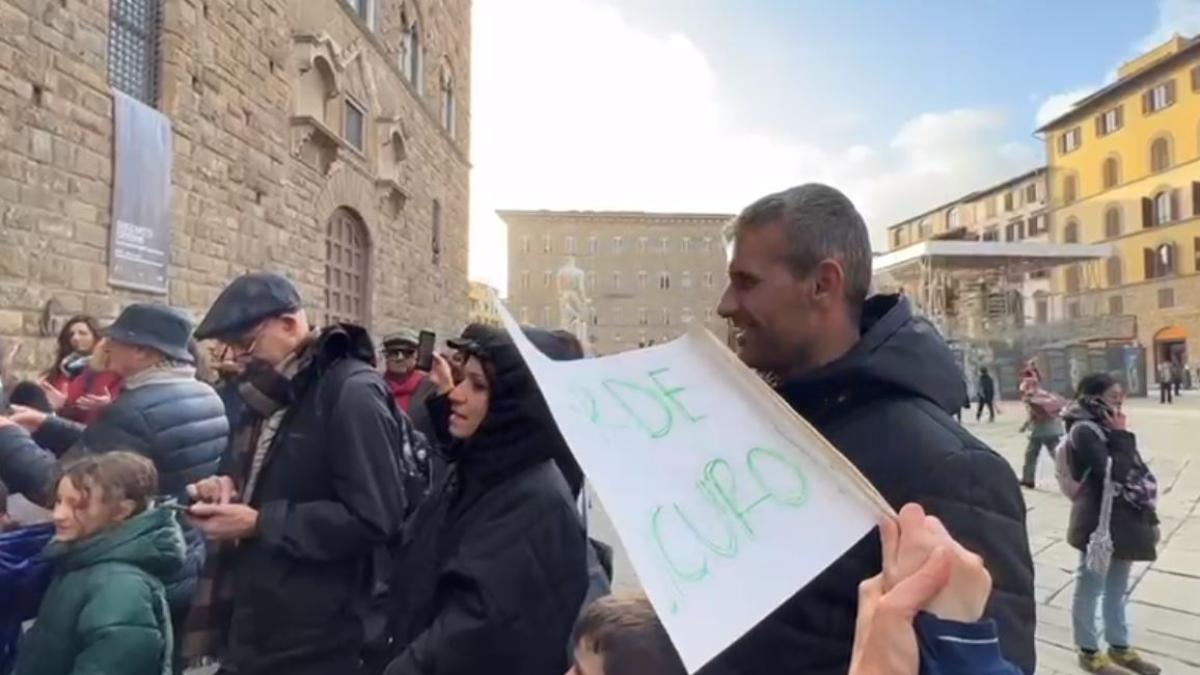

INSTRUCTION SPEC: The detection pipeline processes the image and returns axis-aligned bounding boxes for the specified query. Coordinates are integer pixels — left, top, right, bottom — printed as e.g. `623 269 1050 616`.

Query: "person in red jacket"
38 316 121 425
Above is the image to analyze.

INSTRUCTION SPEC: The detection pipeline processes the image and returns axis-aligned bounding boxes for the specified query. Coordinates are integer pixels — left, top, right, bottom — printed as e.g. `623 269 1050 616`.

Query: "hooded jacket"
219 325 408 675
709 295 1036 675
381 326 589 675
14 505 185 675
1062 400 1158 561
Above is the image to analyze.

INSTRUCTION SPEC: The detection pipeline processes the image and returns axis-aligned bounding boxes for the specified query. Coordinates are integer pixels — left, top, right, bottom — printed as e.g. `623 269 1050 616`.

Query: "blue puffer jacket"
30 372 228 615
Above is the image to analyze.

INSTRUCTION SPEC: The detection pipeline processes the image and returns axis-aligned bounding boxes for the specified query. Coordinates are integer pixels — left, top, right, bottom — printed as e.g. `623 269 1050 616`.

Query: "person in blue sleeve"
851 503 1022 675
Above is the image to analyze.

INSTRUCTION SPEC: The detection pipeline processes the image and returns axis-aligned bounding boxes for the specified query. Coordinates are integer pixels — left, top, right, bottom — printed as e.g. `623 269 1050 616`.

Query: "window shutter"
1144 248 1156 279
1193 182 1200 216
1166 79 1177 105
1171 189 1181 222
1195 237 1200 272
1116 105 1123 127
1142 91 1151 114
1095 115 1104 136
1142 197 1154 228
1193 66 1200 91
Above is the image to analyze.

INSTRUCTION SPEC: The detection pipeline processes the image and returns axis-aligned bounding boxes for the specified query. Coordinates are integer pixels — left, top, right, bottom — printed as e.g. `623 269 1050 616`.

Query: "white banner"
495 297 891 673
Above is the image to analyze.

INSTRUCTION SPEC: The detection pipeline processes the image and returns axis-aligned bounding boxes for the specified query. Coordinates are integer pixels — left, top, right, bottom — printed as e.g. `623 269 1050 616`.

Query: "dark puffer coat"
380 325 589 675
1063 403 1159 561
9 373 226 617
708 295 1036 675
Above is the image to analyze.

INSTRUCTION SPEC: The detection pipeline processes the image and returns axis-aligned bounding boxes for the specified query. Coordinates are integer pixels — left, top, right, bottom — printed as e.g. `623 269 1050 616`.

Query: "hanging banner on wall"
109 89 174 294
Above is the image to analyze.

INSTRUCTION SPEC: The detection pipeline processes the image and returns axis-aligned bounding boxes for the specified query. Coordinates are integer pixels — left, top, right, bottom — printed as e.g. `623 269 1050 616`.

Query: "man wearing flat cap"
381 329 439 441
185 272 408 675
0 302 228 664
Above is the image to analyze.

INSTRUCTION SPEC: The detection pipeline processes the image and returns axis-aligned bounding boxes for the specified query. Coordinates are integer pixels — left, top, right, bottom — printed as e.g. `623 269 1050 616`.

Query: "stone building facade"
500 210 731 355
466 280 500 328
0 0 470 375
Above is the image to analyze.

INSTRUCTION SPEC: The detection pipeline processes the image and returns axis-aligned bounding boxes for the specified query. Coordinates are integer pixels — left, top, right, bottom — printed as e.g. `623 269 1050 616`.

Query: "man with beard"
185 273 407 675
711 184 1035 674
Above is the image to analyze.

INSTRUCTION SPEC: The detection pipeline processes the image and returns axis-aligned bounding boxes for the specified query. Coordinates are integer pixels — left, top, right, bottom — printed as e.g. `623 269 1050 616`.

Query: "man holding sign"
713 184 1035 674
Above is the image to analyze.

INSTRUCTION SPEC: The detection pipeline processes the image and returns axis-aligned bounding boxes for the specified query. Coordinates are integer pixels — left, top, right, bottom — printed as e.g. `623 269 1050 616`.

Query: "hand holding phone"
416 330 436 372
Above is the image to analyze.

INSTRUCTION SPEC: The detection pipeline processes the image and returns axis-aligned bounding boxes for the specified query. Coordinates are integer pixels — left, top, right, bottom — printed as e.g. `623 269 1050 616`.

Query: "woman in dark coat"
380 324 589 675
1064 373 1160 675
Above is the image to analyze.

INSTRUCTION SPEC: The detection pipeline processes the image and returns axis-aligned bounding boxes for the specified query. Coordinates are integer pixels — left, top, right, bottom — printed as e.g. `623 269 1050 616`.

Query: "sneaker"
1077 651 1128 675
1108 648 1161 675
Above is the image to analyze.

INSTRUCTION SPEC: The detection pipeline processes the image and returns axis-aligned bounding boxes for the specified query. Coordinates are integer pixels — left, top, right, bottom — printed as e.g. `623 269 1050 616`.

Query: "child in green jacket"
15 451 185 675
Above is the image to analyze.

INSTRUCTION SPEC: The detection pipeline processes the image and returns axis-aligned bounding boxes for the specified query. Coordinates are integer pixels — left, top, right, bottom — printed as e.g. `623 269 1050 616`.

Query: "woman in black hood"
1063 373 1160 675
379 324 589 675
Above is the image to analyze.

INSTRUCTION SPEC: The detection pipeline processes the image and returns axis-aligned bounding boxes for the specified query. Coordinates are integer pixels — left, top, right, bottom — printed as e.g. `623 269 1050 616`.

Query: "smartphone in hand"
416 330 436 372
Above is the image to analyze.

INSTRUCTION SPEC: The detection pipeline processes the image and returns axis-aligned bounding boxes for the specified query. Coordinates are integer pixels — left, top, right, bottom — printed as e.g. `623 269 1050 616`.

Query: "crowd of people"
0 183 1163 675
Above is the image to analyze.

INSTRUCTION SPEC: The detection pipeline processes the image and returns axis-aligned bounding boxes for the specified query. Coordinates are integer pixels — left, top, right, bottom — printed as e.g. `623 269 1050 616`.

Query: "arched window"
1145 243 1177 279
1062 175 1078 204
389 131 407 164
659 271 671 290
918 219 931 238
947 207 960 229
1153 190 1173 226
1106 256 1123 287
1104 207 1122 239
400 12 423 93
431 199 442 265
1102 157 1120 189
1063 218 1080 244
1150 136 1172 173
325 207 370 325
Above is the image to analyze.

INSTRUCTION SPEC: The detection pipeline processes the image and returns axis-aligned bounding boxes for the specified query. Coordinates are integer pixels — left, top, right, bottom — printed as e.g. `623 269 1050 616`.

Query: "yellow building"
1040 35 1200 371
467 281 503 328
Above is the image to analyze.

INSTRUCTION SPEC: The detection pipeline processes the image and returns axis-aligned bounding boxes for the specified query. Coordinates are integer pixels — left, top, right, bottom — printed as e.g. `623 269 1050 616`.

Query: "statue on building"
556 256 590 346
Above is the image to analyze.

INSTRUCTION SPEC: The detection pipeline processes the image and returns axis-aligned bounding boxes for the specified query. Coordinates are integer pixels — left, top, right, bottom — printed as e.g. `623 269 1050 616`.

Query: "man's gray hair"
724 183 872 306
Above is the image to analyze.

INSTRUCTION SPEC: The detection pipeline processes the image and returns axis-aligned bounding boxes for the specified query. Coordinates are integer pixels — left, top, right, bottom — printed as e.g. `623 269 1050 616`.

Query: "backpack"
1028 389 1067 417
1054 420 1105 498
1116 452 1158 511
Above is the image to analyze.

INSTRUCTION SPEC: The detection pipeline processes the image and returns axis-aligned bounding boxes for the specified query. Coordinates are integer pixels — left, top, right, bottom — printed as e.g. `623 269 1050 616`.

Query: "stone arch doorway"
1153 325 1187 372
325 206 371 326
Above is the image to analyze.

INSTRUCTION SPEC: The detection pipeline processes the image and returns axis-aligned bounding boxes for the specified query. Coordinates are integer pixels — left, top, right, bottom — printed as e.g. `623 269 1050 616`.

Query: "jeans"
1072 553 1133 651
976 398 995 422
1022 434 1058 484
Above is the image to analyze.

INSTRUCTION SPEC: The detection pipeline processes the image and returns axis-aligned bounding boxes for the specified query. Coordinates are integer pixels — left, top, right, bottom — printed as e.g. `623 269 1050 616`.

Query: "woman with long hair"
380 324 589 675
1063 373 1160 675
38 316 121 424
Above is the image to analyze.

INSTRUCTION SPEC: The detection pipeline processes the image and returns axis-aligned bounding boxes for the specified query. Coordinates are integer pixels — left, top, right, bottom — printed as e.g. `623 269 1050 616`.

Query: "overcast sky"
468 0 1200 292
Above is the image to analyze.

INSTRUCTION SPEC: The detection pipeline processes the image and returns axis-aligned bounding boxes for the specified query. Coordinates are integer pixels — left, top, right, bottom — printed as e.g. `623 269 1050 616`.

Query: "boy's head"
51 451 158 543
567 593 686 675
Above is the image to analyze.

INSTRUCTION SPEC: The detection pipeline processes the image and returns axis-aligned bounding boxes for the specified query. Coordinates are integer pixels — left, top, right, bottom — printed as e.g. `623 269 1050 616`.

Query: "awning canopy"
873 240 1115 281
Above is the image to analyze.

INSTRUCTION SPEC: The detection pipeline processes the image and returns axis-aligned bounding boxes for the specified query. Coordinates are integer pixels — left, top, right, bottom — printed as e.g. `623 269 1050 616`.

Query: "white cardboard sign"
495 299 891 673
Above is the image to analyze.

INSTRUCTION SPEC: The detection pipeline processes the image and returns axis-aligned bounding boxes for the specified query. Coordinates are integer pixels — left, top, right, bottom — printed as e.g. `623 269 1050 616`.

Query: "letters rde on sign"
495 295 889 674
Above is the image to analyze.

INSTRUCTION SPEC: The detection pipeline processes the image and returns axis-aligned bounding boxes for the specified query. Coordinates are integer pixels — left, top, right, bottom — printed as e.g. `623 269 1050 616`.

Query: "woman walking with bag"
1064 373 1160 675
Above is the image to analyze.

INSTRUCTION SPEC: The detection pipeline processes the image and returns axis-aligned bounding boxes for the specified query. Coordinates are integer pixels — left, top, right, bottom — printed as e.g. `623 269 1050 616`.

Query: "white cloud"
1138 0 1200 51
469 0 1036 291
1034 0 1200 130
1034 88 1095 128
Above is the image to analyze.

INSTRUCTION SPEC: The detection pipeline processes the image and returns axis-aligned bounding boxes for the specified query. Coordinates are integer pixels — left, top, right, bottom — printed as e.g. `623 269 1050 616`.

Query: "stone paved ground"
962 393 1200 675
